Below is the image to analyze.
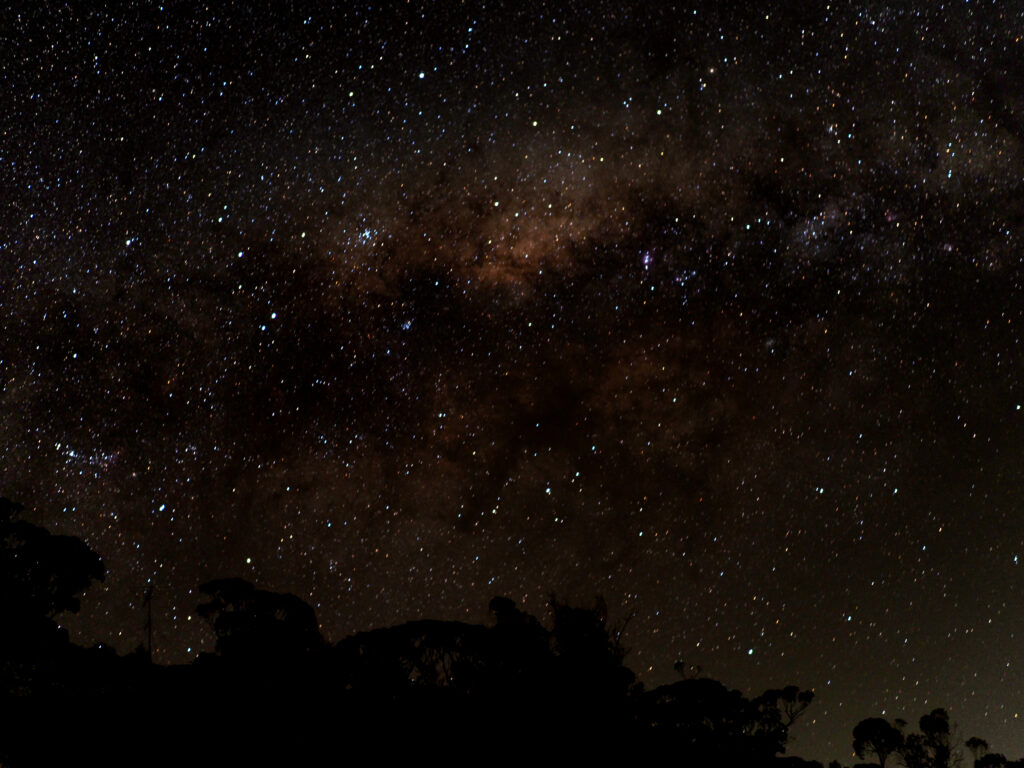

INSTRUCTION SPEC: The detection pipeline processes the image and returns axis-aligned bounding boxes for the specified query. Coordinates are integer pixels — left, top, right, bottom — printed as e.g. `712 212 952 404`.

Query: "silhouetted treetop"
489 595 542 629
636 675 815 763
759 685 815 726
967 736 990 761
853 708 977 768
0 497 104 625
5 503 1024 768
853 716 904 767
196 577 323 661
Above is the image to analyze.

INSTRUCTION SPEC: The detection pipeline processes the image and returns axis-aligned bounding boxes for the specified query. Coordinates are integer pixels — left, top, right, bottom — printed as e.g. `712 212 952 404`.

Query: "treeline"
850 712 1024 768
0 497 1018 766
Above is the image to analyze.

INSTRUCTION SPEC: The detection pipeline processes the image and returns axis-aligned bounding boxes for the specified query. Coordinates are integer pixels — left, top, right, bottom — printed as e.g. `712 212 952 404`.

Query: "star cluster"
3 1 1024 760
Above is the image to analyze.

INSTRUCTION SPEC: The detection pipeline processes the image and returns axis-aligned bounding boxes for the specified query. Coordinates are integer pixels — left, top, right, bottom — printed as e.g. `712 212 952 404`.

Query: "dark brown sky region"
3 2 1024 761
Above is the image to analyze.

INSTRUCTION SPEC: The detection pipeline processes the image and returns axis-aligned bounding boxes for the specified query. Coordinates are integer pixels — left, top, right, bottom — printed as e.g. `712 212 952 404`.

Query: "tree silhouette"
5 498 1024 766
760 685 815 727
915 708 957 768
196 577 323 662
547 594 637 723
482 595 550 697
0 497 105 624
855 708 968 768
749 686 815 759
0 496 105 693
639 676 812 763
0 498 107 766
967 737 990 763
853 717 904 767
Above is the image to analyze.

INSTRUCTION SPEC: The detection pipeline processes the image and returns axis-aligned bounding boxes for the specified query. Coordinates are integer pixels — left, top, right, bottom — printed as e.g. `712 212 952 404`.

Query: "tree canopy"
0 497 104 648
196 576 324 661
7 496 1024 768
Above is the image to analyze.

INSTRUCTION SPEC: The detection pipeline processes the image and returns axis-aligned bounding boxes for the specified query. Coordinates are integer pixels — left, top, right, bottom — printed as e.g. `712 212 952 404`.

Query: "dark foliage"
0 497 105 691
0 497 104 627
853 716 903 767
2 500 1022 768
196 576 324 661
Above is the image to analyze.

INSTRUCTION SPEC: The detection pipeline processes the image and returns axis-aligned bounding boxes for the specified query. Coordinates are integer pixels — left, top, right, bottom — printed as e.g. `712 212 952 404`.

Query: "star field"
3 2 1024 760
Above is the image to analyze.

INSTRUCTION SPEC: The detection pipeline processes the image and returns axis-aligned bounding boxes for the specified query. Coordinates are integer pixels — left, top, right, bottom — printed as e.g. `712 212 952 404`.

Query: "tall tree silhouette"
853 717 904 767
856 708 966 768
909 708 957 768
482 595 550 695
966 737 989 763
547 594 637 727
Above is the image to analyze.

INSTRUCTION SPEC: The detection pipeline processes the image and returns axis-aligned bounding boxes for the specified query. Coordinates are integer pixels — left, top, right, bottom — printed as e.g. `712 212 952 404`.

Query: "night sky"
3 1 1024 760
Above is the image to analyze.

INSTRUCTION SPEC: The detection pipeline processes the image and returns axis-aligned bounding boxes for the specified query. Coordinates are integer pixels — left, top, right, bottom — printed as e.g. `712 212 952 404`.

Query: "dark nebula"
3 2 1024 760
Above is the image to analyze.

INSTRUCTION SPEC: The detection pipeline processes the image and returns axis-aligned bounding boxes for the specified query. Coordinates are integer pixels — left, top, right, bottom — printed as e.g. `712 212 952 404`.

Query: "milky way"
3 2 1024 760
